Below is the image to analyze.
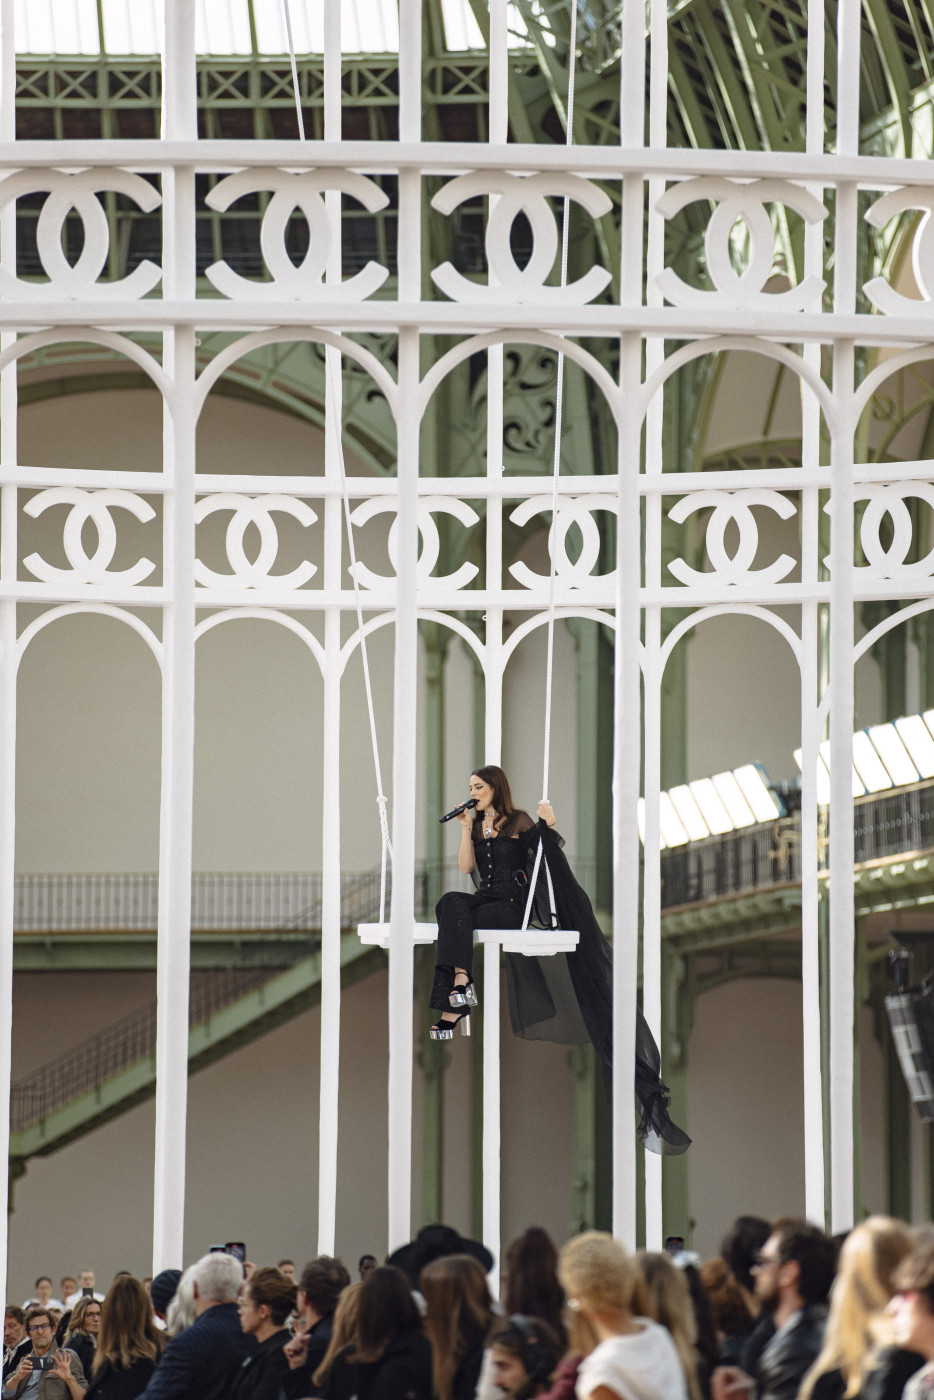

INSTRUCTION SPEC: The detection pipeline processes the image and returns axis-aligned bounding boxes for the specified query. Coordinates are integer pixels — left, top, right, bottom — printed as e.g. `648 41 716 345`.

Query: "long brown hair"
64 1295 101 1343
471 766 525 837
638 1253 702 1400
351 1267 421 1365
93 1277 164 1374
312 1282 363 1388
420 1254 492 1400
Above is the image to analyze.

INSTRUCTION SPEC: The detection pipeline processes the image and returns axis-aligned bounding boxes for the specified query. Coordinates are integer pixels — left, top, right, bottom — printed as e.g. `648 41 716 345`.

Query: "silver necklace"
483 810 497 838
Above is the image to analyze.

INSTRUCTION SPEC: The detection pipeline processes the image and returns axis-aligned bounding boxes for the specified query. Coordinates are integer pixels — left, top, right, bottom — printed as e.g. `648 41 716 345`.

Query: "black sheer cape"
475 816 690 1156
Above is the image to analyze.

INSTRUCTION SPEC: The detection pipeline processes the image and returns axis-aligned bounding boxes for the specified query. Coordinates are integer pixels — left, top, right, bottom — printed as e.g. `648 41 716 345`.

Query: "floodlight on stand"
710 771 756 828
688 778 734 834
853 731 896 792
819 739 866 797
896 715 934 779
669 786 710 841
733 763 785 822
868 724 920 787
659 792 689 847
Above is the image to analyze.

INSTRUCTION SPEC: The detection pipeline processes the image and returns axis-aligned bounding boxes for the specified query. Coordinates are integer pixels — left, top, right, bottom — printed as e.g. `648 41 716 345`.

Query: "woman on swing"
429 765 691 1156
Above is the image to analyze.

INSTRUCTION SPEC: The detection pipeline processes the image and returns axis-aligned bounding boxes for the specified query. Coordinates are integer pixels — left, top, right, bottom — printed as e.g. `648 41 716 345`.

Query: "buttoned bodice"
474 835 528 900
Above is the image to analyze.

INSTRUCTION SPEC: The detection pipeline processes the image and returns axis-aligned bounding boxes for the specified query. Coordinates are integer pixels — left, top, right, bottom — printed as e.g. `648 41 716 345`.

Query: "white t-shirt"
576 1319 689 1400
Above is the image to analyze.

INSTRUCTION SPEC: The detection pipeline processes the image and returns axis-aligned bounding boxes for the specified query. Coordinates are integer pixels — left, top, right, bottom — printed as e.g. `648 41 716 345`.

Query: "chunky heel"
449 978 478 1009
430 1009 470 1041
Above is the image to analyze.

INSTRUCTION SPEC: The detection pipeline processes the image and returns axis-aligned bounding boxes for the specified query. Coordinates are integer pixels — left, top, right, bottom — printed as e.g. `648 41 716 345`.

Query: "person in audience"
712 1218 835 1400
477 1229 568 1400
311 1282 363 1398
135 1252 252 1400
638 1253 705 1400
358 1257 377 1283
65 1277 103 1310
282 1257 350 1399
59 1290 76 1316
421 1254 494 1400
278 1263 296 1283
23 1283 64 1315
485 1316 564 1399
799 1217 921 1400
700 1260 756 1365
322 1266 431 1400
891 1238 934 1400
2 1306 86 1400
163 1272 195 1341
230 1267 295 1400
63 1299 101 1380
3 1311 29 1383
83 1276 164 1400
559 1230 688 1400
147 1275 181 1332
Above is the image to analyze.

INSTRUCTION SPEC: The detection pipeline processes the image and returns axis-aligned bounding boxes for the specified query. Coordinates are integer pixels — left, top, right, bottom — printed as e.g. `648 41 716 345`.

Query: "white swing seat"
357 923 579 956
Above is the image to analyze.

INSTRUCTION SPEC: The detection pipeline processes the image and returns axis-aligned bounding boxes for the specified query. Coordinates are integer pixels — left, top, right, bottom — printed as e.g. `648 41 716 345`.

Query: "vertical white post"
153 0 197 1272
0 0 18 1307
827 0 860 1230
317 0 343 1260
801 0 827 1226
480 0 509 1294
387 325 421 1252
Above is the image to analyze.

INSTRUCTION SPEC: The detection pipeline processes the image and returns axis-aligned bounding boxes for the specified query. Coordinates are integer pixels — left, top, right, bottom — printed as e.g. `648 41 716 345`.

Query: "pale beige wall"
8 965 573 1302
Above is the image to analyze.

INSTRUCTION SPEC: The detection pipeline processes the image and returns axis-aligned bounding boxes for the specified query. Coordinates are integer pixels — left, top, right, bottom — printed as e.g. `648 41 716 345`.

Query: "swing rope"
282 0 392 924
523 0 579 936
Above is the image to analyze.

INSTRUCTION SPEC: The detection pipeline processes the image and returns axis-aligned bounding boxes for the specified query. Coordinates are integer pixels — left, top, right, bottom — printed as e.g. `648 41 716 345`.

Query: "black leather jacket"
756 1304 827 1400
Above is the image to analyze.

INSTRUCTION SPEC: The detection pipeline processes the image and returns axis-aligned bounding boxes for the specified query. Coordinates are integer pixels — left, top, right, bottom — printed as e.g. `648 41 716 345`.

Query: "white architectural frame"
0 0 930 1293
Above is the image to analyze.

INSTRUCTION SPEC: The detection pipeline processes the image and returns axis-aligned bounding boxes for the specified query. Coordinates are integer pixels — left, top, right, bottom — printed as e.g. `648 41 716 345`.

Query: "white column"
153 0 197 1272
826 0 860 1234
801 0 827 1226
0 0 18 1306
387 326 421 1252
317 0 343 1260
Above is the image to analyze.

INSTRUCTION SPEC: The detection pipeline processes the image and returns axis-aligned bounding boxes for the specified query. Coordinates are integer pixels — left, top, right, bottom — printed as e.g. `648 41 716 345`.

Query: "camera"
36 1356 56 1372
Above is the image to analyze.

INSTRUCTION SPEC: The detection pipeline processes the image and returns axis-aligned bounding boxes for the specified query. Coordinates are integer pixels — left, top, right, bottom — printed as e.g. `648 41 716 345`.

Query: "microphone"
439 797 478 824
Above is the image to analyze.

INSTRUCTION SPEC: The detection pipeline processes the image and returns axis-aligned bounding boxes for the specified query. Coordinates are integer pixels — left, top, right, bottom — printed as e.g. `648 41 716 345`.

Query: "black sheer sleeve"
504 818 691 1156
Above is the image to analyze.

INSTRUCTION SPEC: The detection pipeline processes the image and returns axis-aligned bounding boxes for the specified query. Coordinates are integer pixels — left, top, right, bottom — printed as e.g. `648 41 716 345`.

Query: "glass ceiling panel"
12 0 534 55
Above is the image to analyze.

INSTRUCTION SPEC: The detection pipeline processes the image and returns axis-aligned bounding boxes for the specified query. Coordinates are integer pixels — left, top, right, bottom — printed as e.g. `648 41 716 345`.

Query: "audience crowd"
4 1212 934 1400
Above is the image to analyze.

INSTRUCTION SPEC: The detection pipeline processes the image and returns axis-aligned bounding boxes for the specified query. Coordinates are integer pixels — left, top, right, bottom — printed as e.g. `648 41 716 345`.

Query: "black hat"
149 1269 182 1317
387 1224 493 1288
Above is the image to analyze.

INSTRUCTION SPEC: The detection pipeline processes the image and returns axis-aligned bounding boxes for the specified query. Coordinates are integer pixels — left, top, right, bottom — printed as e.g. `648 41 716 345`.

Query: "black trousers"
429 890 524 1010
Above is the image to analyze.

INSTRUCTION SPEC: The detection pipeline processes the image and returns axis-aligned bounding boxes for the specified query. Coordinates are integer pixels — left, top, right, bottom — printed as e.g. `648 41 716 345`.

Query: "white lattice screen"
0 0 928 1291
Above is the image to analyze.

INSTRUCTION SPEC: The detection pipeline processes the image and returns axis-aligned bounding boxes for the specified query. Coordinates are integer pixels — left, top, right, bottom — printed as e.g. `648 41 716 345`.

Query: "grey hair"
165 1265 197 1338
191 1252 243 1305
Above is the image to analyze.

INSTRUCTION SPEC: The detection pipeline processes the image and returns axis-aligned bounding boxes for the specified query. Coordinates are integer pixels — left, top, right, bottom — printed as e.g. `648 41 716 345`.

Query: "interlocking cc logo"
667 489 796 586
508 495 619 588
864 189 934 317
849 483 934 579
0 170 162 300
348 497 480 590
204 170 390 301
194 494 317 590
23 488 157 585
654 178 827 311
431 172 613 304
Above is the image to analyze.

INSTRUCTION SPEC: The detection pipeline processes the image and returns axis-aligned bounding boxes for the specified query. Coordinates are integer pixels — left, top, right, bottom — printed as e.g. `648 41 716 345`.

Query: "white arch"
194 328 399 421
194 608 327 675
853 344 934 422
3 329 172 408
502 606 617 666
15 604 163 670
658 604 802 677
417 330 623 430
337 608 488 675
640 336 835 433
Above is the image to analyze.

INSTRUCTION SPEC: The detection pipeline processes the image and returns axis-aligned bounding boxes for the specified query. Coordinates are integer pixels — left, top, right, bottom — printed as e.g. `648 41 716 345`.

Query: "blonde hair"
312 1283 363 1390
558 1233 648 1357
801 1216 913 1400
638 1253 701 1400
